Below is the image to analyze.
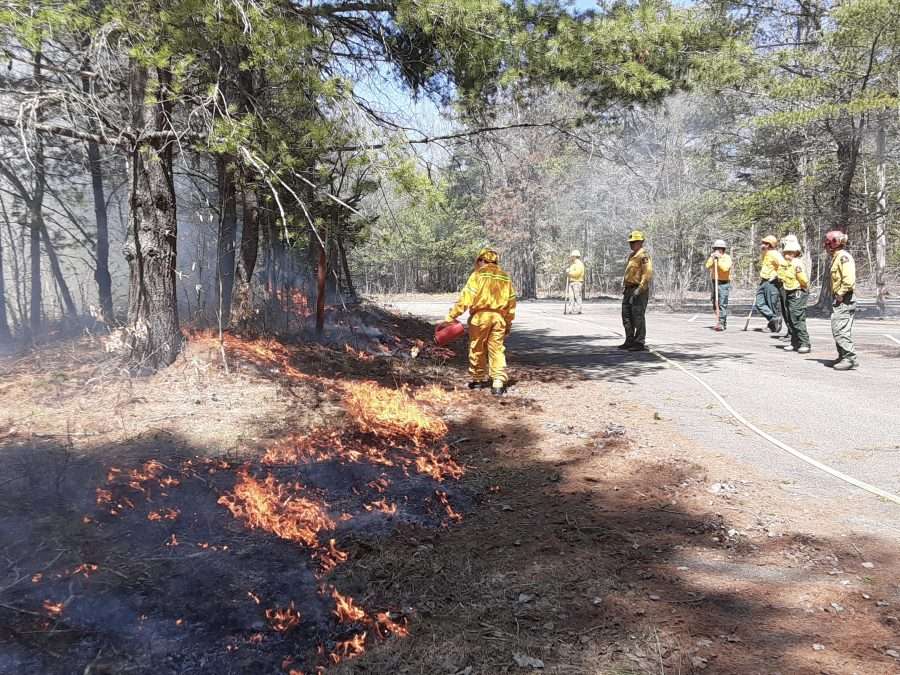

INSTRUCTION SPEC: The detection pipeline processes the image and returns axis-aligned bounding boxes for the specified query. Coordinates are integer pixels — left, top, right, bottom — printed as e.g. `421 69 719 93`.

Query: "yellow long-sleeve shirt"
830 250 856 296
704 254 732 282
759 249 785 281
623 248 653 293
445 263 517 324
566 259 585 283
779 257 809 291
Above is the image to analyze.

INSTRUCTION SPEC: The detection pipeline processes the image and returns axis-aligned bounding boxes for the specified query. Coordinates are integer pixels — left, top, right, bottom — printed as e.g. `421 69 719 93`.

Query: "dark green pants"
831 300 857 361
622 287 648 346
712 281 730 327
754 279 782 321
785 290 810 348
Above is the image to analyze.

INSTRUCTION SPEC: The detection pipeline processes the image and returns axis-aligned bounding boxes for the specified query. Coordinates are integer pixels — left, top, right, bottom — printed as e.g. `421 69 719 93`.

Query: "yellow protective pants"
468 311 508 384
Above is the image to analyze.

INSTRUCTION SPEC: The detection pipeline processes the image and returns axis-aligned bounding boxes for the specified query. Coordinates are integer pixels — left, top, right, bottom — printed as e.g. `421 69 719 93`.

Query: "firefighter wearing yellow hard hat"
565 249 585 314
779 239 810 353
755 234 785 333
824 230 858 370
619 230 653 351
442 248 517 395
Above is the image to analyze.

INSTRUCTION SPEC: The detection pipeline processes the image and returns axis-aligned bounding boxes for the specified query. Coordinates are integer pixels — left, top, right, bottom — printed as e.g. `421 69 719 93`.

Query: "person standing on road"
779 239 810 353
825 231 858 371
755 235 785 333
704 239 732 331
565 250 585 314
441 247 517 395
619 230 653 351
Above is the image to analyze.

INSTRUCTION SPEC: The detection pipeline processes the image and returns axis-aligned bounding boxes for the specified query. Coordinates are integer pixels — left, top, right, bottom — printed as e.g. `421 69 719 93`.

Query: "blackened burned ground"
0 428 470 674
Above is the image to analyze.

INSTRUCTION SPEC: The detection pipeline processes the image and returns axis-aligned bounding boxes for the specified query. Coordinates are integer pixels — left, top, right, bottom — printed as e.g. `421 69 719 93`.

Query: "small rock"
862 562 875 569
862 593 871 600
885 649 900 659
877 601 889 607
727 529 739 537
517 593 535 604
648 594 661 601
695 638 713 648
502 505 513 512
812 643 826 651
512 652 544 669
830 603 844 613
591 597 603 606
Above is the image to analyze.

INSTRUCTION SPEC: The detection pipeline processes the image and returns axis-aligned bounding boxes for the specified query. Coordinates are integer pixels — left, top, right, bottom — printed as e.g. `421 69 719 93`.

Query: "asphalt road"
392 298 900 535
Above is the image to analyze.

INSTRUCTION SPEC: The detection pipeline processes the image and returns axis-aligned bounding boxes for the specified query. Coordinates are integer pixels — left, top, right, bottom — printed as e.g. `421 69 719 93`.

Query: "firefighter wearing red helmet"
824 230 858 370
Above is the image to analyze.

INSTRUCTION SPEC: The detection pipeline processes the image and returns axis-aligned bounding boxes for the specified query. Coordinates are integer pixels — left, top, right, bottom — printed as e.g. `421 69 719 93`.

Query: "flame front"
266 602 301 633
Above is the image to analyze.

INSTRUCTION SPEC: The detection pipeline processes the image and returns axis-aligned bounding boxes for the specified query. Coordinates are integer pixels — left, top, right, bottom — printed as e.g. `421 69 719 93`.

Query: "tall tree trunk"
0 217 11 342
231 182 260 325
82 72 114 323
315 242 326 335
336 233 356 301
123 63 180 370
39 223 77 318
4 207 24 329
29 49 45 340
875 120 888 315
216 154 238 325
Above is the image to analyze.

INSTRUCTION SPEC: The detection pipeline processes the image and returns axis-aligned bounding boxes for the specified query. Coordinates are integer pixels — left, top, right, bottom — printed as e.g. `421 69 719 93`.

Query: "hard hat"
781 234 799 246
824 230 848 250
761 235 778 247
570 249 581 258
476 247 499 264
712 239 727 250
627 230 645 242
783 240 802 254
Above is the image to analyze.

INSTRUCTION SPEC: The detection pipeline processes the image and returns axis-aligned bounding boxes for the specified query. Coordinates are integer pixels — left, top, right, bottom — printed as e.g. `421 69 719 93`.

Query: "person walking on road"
619 230 653 351
441 247 517 395
565 250 585 314
704 240 732 331
755 235 785 333
825 230 858 371
779 239 811 353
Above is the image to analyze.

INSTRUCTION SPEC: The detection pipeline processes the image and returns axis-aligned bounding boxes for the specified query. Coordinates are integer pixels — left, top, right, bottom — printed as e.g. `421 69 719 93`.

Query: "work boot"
468 380 491 390
797 346 811 354
767 318 778 332
491 380 507 396
782 344 796 351
714 324 723 332
775 318 783 333
833 359 858 371
617 342 633 350
627 344 647 352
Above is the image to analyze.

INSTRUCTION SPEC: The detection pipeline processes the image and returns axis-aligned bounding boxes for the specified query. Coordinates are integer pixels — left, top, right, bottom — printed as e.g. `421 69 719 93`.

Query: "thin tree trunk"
231 182 259 324
216 154 238 325
5 209 24 328
29 49 45 340
0 215 11 341
336 234 356 301
875 120 888 315
82 72 113 322
123 63 180 370
316 242 326 335
39 223 77 318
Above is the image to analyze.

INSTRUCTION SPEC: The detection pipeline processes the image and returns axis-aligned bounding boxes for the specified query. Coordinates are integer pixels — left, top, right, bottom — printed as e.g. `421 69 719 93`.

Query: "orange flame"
364 498 397 515
42 600 63 617
69 563 98 578
329 631 367 664
343 381 447 445
148 508 180 522
266 602 301 633
218 469 334 548
332 589 366 623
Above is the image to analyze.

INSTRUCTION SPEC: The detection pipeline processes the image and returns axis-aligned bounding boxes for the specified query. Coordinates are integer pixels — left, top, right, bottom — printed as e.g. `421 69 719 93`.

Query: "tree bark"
0 217 11 341
216 154 238 325
39 223 77 318
315 242 326 335
336 233 357 301
231 182 260 325
29 49 45 340
123 63 180 370
82 71 114 323
875 120 888 315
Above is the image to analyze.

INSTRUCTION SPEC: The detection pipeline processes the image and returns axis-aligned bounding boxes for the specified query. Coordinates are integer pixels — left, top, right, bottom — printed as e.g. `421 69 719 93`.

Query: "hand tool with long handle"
713 258 720 328
742 302 755 331
563 277 571 315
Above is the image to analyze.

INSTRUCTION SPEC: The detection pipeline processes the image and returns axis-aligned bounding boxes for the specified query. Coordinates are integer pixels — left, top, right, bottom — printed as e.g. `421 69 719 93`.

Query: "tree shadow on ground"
506 326 754 384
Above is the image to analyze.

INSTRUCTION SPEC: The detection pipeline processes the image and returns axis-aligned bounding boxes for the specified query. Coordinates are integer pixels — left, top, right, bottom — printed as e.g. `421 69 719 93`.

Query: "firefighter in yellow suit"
442 248 517 396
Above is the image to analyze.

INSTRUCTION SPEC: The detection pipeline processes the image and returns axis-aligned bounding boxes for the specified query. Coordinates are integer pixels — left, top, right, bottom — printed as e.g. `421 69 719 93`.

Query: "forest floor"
0 301 898 674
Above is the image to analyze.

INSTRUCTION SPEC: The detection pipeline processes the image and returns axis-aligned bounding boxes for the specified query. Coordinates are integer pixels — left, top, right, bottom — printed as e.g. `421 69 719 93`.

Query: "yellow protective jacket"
566 259 585 283
446 263 517 324
779 257 809 291
830 250 856 296
759 249 785 281
623 248 653 293
705 254 732 282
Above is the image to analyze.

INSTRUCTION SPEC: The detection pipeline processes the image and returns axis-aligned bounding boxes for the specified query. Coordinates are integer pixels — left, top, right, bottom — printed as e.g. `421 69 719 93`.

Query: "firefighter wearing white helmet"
778 239 810 353
704 239 732 330
824 230 858 370
565 249 585 314
619 230 653 351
